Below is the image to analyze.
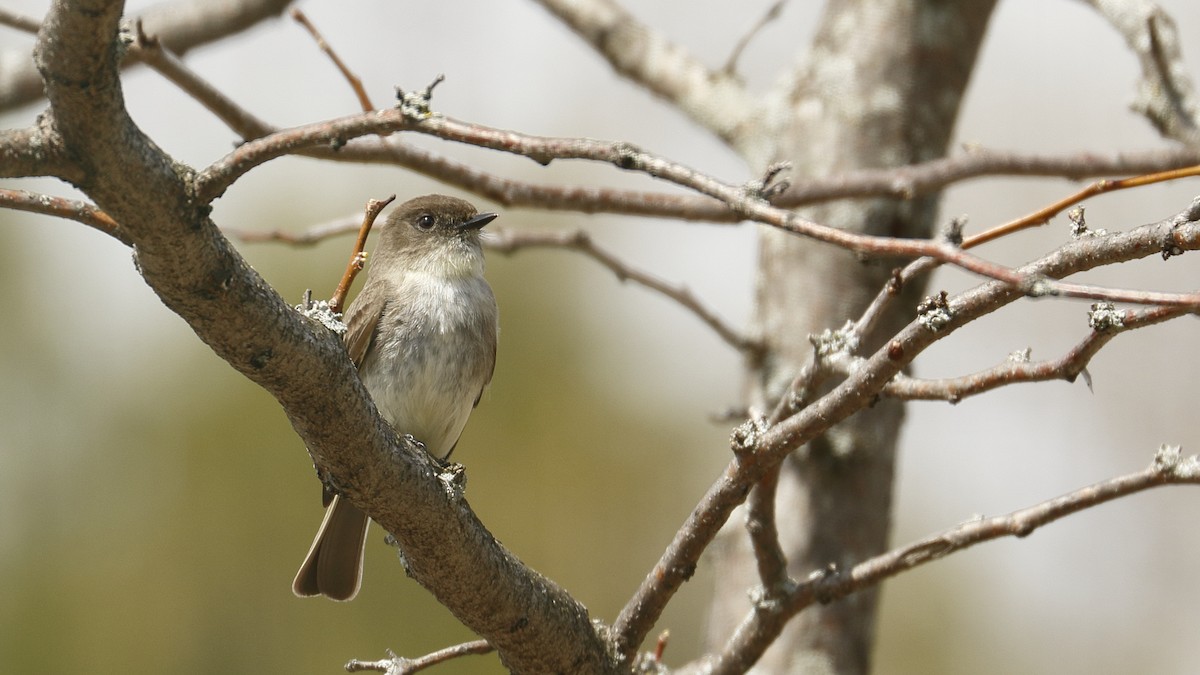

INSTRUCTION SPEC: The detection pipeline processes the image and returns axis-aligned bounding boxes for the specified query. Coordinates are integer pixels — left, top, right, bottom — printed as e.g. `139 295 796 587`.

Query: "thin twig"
330 195 394 313
613 198 1200 660
0 0 296 110
290 8 375 112
703 445 1200 675
225 213 360 245
112 35 1200 222
486 228 761 356
745 462 788 591
964 164 1200 248
875 303 1194 402
194 107 1200 309
722 0 787 76
133 21 275 136
346 640 494 673
0 188 130 245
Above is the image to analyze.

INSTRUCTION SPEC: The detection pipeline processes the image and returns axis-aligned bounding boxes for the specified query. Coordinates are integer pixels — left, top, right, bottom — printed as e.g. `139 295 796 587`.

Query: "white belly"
358 273 496 458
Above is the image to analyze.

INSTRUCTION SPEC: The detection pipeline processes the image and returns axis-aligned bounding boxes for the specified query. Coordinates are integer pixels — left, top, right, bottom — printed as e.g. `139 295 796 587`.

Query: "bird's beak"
459 212 498 231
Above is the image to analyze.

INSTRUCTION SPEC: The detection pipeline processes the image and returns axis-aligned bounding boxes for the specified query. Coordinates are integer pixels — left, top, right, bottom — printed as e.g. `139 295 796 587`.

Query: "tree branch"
0 188 129 244
30 2 617 671
613 196 1200 659
113 31 1200 223
289 8 374 112
696 444 1200 674
877 303 1193 402
0 119 81 182
1080 0 1200 144
346 641 494 674
193 105 1200 309
0 0 295 111
531 0 755 146
485 227 761 356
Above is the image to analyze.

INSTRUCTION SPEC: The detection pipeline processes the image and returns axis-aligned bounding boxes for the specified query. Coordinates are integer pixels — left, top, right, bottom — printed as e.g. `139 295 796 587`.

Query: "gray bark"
706 2 1000 672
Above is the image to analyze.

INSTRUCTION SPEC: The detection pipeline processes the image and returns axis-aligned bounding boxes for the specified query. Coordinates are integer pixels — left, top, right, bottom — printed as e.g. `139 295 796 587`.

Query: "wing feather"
343 290 388 370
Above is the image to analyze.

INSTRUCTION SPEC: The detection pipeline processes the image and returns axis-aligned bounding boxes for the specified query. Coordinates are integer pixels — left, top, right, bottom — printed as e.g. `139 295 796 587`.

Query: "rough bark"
706 2 1000 672
26 1 618 672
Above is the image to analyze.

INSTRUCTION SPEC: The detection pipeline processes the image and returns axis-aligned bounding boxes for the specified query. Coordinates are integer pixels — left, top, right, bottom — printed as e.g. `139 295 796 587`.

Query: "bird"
292 194 499 601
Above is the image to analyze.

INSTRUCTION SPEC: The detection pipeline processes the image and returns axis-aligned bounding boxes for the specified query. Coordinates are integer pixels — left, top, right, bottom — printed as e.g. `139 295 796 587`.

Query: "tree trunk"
708 1 999 671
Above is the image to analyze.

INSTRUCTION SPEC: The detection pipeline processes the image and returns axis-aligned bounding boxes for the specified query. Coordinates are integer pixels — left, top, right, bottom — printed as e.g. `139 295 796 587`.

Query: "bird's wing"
343 291 388 370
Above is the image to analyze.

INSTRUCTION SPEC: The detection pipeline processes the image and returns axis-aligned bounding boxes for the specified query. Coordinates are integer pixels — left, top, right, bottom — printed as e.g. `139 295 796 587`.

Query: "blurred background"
2 1 1199 672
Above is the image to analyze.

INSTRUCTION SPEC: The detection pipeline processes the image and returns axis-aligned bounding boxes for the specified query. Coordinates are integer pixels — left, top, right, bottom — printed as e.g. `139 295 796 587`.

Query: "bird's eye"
415 213 435 230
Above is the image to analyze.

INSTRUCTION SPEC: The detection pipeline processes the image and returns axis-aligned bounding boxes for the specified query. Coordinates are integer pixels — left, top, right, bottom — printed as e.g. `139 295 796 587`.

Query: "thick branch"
0 118 81 182
30 2 616 672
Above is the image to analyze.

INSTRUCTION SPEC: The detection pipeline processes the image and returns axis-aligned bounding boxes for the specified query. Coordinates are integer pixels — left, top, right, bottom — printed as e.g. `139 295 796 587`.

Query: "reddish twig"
653 630 671 663
330 195 394 313
964 164 1200 248
290 8 375 112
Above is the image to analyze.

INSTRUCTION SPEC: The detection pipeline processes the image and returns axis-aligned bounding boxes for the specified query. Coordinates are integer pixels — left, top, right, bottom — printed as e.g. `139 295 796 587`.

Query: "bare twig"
613 198 1200 659
330 195 394 313
964 163 1200 248
133 21 275 136
346 640 494 674
876 303 1194 402
486 228 760 356
531 0 753 145
0 0 297 110
722 0 788 76
702 445 1200 674
1081 0 1200 144
0 188 130 245
290 8 375 112
220 143 1200 236
745 462 789 592
96 33 1200 222
195 107 1200 309
225 213 361 245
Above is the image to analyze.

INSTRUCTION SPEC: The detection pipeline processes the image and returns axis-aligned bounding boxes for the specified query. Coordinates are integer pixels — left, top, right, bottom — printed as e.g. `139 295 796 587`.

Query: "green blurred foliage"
0 199 732 673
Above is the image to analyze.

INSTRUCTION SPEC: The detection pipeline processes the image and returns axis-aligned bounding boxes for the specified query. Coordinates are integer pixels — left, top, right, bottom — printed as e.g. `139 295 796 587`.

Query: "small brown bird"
292 195 499 601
